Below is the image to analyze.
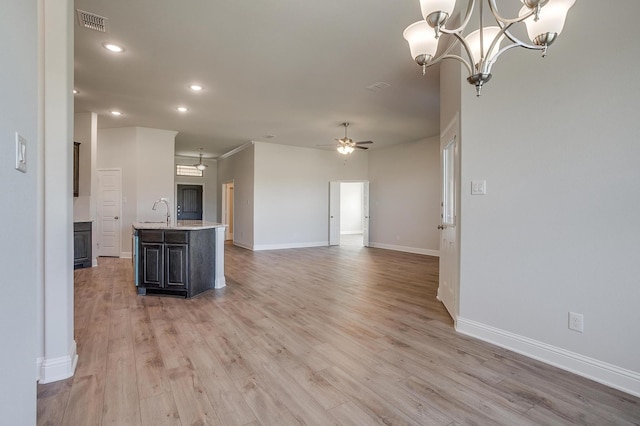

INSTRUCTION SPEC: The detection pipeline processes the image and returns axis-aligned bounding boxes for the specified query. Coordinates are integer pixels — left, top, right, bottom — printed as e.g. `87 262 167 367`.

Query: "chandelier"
403 0 576 96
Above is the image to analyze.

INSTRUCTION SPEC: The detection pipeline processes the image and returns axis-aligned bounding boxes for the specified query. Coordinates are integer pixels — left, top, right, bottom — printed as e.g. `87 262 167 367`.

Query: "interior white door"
329 181 340 245
438 118 460 321
362 181 370 247
97 169 122 257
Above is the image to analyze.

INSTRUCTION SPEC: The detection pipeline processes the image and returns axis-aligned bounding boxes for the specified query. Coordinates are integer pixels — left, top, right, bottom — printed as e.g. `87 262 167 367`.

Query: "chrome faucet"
152 198 171 226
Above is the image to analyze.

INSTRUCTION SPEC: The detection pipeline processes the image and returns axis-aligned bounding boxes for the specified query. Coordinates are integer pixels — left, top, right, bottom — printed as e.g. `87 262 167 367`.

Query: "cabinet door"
141 243 163 287
165 244 188 289
74 231 91 263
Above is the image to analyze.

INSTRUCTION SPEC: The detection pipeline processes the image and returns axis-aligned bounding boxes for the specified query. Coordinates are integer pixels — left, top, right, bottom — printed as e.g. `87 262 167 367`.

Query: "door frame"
328 180 370 247
97 168 123 257
221 180 234 241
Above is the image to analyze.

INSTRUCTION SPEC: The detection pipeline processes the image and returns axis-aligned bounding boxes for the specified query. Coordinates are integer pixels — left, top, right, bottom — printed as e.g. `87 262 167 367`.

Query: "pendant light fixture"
194 148 208 171
403 0 576 96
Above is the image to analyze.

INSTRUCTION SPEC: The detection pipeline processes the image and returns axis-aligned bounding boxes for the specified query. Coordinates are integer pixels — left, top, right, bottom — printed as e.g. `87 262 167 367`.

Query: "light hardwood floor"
38 244 640 425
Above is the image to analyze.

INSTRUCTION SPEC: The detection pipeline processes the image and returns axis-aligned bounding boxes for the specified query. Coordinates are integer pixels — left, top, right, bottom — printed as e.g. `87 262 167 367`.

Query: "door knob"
437 225 445 230
114 216 119 220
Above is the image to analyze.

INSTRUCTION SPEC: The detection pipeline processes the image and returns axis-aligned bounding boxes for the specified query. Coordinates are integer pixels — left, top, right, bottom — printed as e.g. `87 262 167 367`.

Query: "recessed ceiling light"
176 106 188 112
103 43 124 53
189 84 203 91
110 110 122 116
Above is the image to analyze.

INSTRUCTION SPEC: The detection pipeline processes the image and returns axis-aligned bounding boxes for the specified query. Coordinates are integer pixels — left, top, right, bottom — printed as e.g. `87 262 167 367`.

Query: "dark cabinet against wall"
73 142 80 197
73 221 92 269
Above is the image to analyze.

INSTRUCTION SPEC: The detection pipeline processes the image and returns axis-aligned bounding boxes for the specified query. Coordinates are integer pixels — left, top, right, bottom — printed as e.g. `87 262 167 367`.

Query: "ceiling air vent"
76 9 108 32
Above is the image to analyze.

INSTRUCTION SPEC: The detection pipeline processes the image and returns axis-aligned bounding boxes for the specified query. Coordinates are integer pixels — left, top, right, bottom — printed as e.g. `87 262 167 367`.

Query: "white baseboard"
92 257 98 267
456 317 640 398
340 231 363 235
232 241 253 251
120 251 132 259
253 241 328 251
368 242 440 257
38 340 78 384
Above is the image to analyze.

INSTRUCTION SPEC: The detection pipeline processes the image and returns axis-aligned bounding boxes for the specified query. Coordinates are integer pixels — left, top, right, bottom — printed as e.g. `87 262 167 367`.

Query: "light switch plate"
471 180 486 195
15 132 27 173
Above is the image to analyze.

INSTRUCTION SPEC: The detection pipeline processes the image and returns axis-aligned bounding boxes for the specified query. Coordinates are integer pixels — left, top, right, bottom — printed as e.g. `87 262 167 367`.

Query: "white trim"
253 241 328 251
369 242 440 257
120 251 132 259
456 317 640 398
92 258 98 267
340 231 363 235
220 141 254 159
233 241 253 251
38 340 78 384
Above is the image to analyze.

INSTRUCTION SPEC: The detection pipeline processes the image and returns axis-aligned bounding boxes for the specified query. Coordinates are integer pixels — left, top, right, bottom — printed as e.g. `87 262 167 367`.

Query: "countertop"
132 220 227 230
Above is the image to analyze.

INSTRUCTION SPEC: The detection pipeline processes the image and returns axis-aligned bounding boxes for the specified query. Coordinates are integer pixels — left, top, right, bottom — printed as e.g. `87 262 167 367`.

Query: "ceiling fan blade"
355 145 369 150
355 141 373 145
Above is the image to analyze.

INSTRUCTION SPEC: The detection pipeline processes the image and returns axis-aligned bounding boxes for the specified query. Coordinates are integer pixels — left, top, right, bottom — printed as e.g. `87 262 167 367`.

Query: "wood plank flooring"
38 243 640 425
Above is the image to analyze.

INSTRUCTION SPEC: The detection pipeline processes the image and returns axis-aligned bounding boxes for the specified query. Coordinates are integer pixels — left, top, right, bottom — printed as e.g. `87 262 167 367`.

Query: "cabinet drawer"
165 231 189 244
74 221 91 232
139 230 164 243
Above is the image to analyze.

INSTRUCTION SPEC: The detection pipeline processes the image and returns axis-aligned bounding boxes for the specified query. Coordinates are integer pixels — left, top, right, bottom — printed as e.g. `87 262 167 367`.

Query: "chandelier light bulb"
520 0 576 46
465 26 505 69
403 21 439 67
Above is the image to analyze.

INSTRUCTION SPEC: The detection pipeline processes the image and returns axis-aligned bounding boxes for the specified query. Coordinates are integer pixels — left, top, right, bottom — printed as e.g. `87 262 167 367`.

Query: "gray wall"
253 142 368 249
368 137 441 255
0 0 38 422
175 157 218 223
217 143 255 249
457 1 640 394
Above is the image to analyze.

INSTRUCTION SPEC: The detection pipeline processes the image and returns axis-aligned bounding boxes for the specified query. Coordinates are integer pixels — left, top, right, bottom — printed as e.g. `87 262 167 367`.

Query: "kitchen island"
132 221 226 298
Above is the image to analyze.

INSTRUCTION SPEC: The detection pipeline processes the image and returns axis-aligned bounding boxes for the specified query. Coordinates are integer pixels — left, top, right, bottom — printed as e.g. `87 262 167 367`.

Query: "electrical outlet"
568 312 584 332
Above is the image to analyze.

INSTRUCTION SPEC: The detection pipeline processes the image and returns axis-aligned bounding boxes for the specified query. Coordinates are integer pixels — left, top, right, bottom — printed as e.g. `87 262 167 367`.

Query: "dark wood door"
177 185 203 220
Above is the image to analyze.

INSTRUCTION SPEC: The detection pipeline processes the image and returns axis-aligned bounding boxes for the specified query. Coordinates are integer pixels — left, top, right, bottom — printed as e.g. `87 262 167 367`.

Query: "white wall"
135 128 177 225
217 143 255 249
98 127 176 255
456 2 640 396
0 0 38 421
73 112 95 220
368 137 440 256
340 182 363 234
175 156 218 222
253 142 368 249
40 0 77 385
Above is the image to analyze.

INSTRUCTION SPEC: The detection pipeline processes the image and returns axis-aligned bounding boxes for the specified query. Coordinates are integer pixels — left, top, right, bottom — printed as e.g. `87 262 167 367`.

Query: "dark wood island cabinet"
73 221 92 269
133 221 226 298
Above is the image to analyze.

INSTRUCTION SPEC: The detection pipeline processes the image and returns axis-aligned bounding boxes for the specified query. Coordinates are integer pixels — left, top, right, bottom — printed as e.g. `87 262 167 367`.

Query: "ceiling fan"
333 122 373 154
193 148 208 170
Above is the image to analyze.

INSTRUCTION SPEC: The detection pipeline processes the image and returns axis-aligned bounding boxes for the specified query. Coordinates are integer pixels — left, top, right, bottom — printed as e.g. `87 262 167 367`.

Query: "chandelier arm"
487 0 538 25
432 54 474 76
450 32 477 72
500 26 546 51
439 0 476 36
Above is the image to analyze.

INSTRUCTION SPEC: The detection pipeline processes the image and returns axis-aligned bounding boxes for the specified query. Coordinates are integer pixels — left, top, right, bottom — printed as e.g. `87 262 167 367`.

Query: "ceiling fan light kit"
403 0 576 96
334 123 373 155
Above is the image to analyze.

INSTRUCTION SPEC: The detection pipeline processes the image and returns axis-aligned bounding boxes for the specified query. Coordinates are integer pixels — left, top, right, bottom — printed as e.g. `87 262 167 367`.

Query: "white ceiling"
73 0 441 159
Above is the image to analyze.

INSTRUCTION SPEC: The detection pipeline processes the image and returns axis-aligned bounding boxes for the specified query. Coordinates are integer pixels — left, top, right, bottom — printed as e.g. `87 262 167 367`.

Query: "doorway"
177 184 203 220
329 181 369 247
97 168 122 257
221 181 234 241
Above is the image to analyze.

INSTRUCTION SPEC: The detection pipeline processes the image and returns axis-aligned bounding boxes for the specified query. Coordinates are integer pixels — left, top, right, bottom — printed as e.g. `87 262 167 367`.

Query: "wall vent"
76 9 108 32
